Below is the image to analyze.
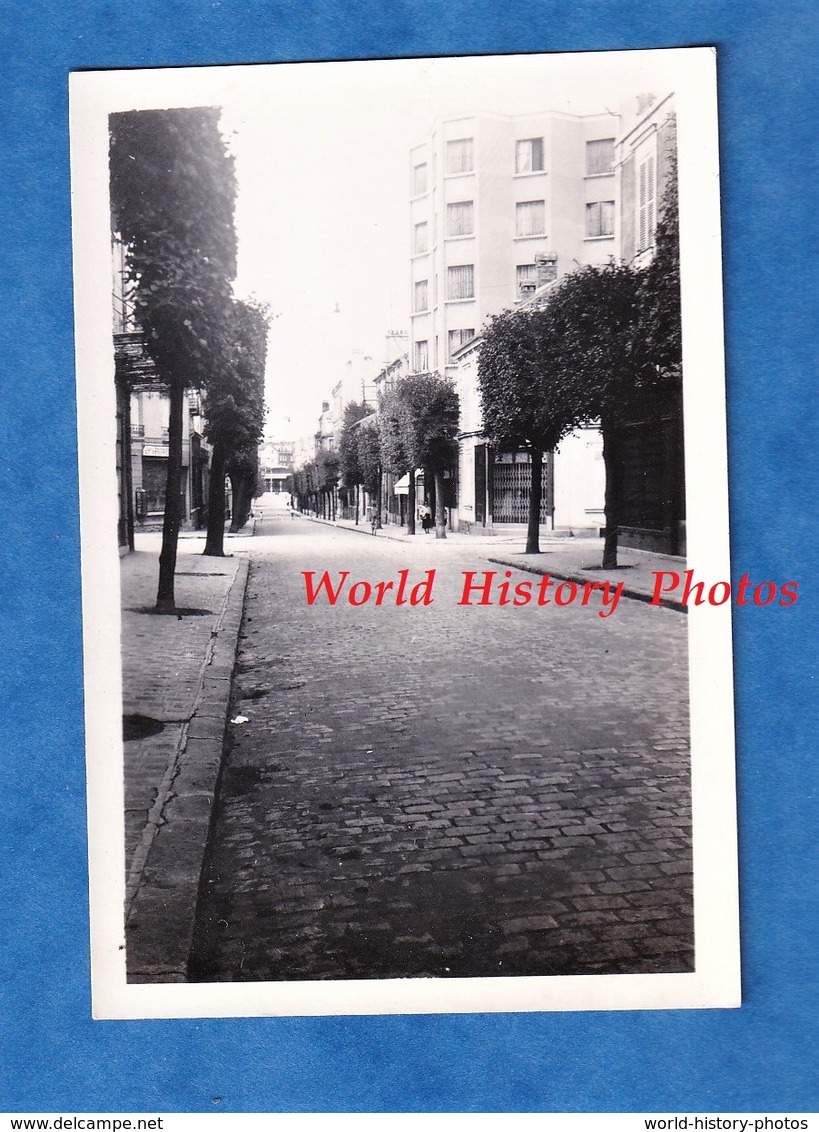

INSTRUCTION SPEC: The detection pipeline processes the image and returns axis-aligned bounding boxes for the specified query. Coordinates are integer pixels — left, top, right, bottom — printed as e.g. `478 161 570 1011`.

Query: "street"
189 512 692 982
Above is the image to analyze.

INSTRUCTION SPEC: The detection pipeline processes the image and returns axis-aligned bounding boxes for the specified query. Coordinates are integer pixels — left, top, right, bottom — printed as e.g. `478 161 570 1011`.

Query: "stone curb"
301 513 408 542
124 556 250 982
300 513 519 545
486 556 687 613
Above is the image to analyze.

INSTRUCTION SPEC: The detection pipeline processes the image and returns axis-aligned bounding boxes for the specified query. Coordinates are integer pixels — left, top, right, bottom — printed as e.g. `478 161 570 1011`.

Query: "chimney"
535 253 558 286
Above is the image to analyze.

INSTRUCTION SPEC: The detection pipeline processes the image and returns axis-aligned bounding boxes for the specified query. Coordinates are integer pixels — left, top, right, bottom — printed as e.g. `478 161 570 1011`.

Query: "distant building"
315 400 335 453
258 438 294 494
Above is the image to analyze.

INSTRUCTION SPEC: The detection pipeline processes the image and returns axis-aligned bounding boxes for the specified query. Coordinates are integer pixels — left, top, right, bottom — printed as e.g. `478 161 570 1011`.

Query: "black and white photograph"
69 47 739 1019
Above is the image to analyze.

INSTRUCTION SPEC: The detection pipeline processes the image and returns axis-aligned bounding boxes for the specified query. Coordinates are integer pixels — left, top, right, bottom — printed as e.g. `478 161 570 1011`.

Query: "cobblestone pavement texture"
189 513 692 982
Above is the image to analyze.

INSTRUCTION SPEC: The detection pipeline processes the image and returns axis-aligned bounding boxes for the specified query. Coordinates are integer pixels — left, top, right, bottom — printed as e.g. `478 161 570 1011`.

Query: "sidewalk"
121 529 252 982
300 514 687 610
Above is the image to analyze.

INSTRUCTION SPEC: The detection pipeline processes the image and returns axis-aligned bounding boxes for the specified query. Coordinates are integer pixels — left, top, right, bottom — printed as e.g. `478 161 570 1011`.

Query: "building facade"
409 110 620 533
613 93 685 555
409 110 621 381
258 439 295 494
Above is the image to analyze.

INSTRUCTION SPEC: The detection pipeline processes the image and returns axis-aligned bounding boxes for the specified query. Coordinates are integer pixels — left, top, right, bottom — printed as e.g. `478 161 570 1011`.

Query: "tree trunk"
434 470 447 539
602 421 619 569
525 448 542 554
407 469 416 535
203 440 227 556
156 376 185 612
232 472 253 533
355 483 360 525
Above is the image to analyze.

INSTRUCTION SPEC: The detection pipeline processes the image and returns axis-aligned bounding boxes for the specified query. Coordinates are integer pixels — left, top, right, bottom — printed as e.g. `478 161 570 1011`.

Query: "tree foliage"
290 450 340 519
378 373 459 537
203 299 267 455
109 107 237 390
378 388 410 477
479 298 602 552
395 372 460 473
355 422 382 497
337 402 371 488
479 304 596 453
544 263 645 425
110 107 238 609
478 131 681 562
201 298 268 550
315 449 340 492
639 121 681 386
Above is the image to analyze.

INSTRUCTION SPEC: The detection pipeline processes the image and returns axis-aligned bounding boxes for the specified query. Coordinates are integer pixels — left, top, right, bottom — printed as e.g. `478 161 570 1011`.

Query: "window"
516 200 546 237
516 263 538 290
516 137 544 173
448 328 475 361
446 201 474 237
638 154 656 251
586 200 615 237
414 340 429 372
412 162 427 195
446 137 474 174
413 222 428 254
413 279 429 312
447 264 474 300
586 138 615 175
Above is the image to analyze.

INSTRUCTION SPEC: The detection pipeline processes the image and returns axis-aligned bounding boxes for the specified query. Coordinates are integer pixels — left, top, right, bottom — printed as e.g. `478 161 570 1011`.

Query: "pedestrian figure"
420 504 433 534
368 505 380 536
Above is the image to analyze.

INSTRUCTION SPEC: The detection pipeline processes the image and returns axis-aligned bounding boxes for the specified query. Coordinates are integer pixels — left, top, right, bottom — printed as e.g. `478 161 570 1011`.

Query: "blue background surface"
0 0 816 1113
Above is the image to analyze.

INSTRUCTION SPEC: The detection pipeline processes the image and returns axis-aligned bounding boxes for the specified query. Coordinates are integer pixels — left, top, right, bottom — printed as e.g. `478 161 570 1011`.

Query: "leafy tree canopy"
378 387 410 475
479 302 597 452
355 421 382 496
544 263 645 425
379 373 459 472
109 107 237 388
315 449 340 491
202 298 268 459
338 401 371 487
639 119 681 385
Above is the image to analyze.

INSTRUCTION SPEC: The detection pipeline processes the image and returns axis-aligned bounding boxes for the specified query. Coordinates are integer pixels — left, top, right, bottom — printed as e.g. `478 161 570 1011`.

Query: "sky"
212 51 681 444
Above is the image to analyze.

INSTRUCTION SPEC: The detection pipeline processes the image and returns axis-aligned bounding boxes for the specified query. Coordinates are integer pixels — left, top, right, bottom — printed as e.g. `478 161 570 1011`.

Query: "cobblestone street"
189 513 692 982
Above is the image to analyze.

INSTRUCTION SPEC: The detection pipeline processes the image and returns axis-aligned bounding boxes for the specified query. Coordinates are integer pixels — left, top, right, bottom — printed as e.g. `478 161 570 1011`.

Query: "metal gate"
491 451 553 524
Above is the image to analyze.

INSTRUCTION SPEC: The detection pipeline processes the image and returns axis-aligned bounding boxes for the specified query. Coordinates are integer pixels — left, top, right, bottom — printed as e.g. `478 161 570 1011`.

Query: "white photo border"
69 46 739 1019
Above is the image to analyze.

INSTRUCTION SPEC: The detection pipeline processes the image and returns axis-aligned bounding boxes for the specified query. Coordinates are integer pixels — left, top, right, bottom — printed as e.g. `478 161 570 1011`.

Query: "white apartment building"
409 109 620 532
409 110 620 382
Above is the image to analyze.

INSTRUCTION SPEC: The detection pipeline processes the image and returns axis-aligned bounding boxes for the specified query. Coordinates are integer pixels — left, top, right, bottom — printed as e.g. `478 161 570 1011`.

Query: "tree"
356 421 382 501
541 264 645 567
547 172 681 567
109 107 237 610
379 387 415 533
201 298 268 554
479 304 596 553
315 449 340 520
337 402 370 523
291 463 316 513
640 129 682 384
379 374 459 538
